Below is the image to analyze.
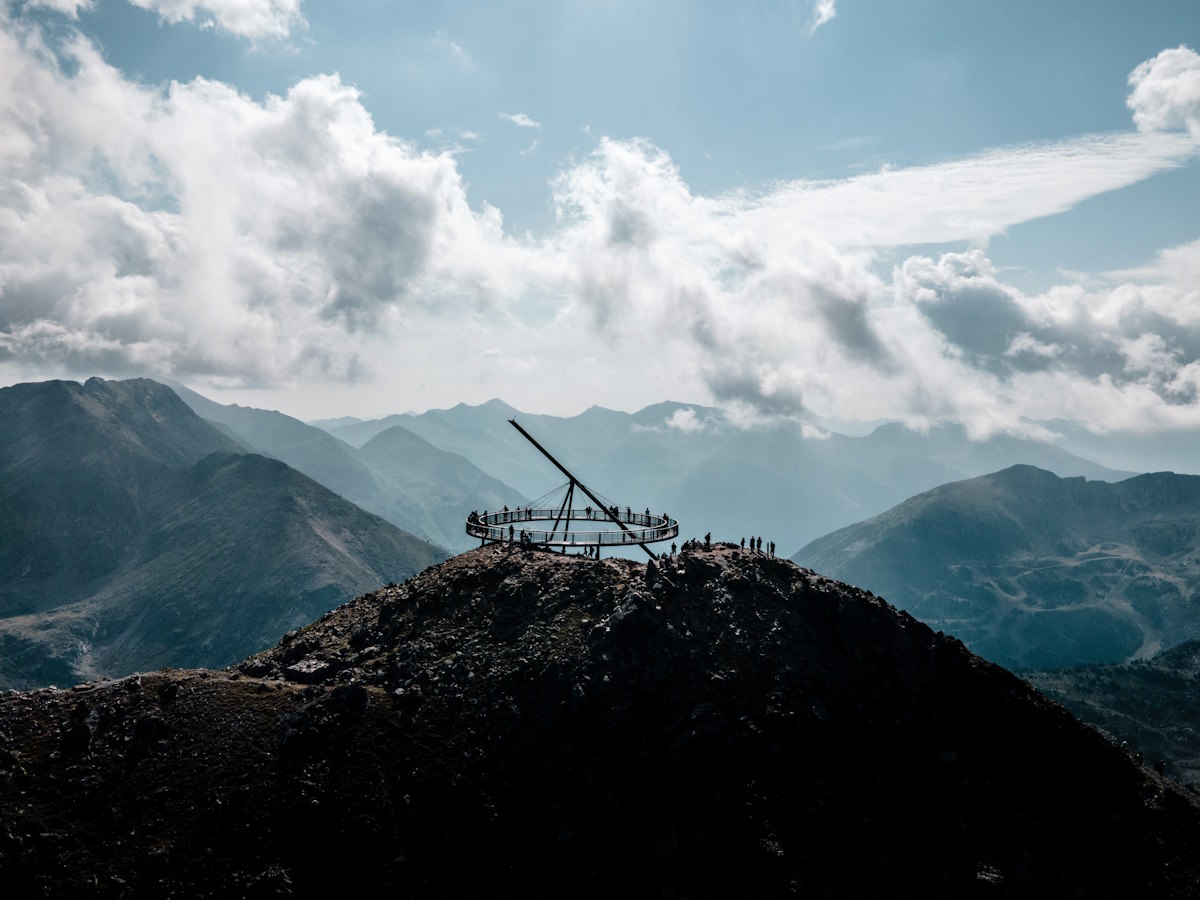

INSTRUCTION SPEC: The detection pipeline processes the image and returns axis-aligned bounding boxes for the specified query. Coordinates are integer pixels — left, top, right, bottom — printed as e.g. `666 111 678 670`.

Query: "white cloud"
21 0 92 16
1106 235 1200 286
1128 45 1200 138
0 14 512 384
130 0 304 39
809 0 836 35
1005 332 1061 360
1 13 1198 438
741 131 1197 247
666 408 702 432
23 0 305 39
885 249 1200 432
499 112 540 129
531 132 1200 434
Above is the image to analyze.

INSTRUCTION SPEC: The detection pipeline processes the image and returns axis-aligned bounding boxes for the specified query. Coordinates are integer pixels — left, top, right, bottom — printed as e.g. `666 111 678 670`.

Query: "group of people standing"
664 534 776 558
741 536 775 557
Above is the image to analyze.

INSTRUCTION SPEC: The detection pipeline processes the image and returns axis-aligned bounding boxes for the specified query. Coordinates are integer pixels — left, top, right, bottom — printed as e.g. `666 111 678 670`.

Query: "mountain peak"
796 466 1200 670
3 545 1196 894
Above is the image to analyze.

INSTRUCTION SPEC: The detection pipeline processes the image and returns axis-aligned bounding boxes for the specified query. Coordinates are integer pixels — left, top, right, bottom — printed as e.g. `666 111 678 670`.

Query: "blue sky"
2 0 1200 448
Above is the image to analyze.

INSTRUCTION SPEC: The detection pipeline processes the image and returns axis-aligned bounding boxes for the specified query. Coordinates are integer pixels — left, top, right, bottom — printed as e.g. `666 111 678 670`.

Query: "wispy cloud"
809 0 836 35
499 112 540 129
520 138 540 156
818 135 876 152
434 29 468 63
743 130 1198 248
20 0 93 17
25 0 309 40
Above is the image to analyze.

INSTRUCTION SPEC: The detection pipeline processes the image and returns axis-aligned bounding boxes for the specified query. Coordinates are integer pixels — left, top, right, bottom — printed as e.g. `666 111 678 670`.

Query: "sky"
1 0 1200 446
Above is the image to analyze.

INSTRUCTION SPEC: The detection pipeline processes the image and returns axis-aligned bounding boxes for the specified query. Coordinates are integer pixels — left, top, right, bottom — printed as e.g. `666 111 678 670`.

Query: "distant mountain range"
315 398 1131 556
166 382 524 551
1 377 1166 687
0 378 444 688
794 465 1200 671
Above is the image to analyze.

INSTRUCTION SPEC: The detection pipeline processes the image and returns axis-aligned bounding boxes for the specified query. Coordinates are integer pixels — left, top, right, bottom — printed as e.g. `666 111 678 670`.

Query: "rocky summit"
2 545 1199 898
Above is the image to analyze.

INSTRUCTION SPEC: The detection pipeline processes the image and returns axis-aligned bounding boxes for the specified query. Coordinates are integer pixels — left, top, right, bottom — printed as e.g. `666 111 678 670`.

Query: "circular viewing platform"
466 507 678 548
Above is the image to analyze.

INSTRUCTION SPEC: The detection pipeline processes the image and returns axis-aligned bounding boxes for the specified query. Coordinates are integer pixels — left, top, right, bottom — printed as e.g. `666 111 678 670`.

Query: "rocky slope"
1 546 1197 897
1026 639 1200 790
795 465 1200 670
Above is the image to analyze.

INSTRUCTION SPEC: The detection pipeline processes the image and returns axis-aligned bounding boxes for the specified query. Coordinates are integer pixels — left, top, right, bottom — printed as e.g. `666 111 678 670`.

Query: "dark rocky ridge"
2 546 1198 897
1026 638 1200 790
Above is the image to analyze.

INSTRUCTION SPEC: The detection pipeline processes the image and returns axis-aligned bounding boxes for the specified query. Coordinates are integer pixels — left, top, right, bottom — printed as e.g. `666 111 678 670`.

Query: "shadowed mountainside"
0 378 445 688
2 546 1197 897
794 465 1200 671
0 378 244 614
1026 639 1200 790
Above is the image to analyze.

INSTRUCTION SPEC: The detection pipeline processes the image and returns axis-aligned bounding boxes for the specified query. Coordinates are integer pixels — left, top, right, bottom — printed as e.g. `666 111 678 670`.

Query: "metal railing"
466 507 678 546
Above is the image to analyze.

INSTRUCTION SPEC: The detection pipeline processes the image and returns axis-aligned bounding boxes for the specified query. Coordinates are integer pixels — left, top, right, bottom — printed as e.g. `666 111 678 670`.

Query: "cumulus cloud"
1128 45 1200 138
531 127 1200 432
1 9 1199 439
540 137 898 418
0 13 510 384
888 249 1200 431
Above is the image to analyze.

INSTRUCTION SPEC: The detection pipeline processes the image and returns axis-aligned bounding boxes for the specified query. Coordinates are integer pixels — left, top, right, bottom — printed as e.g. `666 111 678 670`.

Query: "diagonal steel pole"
508 418 656 559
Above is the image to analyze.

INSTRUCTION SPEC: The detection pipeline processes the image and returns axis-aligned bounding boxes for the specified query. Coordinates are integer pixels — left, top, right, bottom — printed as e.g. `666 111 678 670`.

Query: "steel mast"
508 418 657 559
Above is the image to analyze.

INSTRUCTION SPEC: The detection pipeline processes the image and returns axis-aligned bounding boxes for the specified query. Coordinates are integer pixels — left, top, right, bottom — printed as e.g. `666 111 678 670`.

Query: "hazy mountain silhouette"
1045 418 1200 477
0 378 444 688
168 382 524 550
357 424 520 549
2 545 1196 897
320 400 1131 555
794 465 1200 671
